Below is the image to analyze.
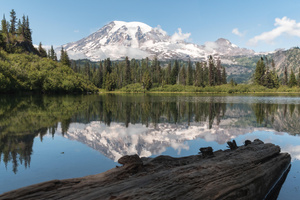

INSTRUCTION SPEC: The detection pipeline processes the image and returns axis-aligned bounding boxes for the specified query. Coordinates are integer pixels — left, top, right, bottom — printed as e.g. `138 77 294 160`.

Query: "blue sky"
1 0 300 52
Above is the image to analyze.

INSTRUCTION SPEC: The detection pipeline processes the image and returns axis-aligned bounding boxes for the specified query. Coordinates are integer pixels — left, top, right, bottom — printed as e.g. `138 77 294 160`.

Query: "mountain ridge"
62 21 255 61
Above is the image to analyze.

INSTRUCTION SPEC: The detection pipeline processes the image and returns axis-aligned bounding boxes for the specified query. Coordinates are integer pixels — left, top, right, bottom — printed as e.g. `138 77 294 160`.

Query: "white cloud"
282 145 300 161
171 28 191 43
204 41 218 52
74 30 79 33
33 44 57 51
248 16 300 46
154 25 167 35
232 28 244 37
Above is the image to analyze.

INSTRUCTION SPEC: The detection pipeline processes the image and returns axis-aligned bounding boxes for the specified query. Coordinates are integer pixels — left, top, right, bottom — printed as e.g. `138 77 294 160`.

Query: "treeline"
0 9 35 53
254 57 300 88
0 9 98 94
71 55 227 91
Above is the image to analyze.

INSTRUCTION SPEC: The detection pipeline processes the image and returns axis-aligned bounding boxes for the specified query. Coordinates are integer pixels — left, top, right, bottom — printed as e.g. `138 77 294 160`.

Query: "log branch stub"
227 140 238 150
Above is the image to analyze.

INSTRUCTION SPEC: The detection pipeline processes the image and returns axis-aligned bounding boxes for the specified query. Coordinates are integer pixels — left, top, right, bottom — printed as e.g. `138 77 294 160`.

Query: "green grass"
112 83 300 94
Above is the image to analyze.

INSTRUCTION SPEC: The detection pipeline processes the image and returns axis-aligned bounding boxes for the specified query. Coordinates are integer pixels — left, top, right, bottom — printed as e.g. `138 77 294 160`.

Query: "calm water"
1 94 300 199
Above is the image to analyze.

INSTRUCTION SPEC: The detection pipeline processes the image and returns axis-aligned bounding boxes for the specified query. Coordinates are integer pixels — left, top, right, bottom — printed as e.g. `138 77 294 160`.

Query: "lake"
1 93 300 199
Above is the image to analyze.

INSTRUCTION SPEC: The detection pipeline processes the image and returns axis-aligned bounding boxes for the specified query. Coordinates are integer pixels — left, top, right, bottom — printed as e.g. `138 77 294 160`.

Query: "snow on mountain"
62 21 255 61
64 120 278 162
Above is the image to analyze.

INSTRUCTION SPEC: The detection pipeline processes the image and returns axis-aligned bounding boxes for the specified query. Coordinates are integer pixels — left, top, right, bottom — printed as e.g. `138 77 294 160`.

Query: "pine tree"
142 71 152 90
283 66 288 86
179 65 186 85
166 62 171 84
97 62 104 88
1 15 9 43
84 61 90 80
60 47 70 67
170 60 179 85
194 62 202 87
208 56 215 86
216 58 222 85
16 19 22 38
254 57 265 85
222 67 227 84
104 58 112 74
288 69 297 87
21 15 26 39
297 68 300 87
9 9 17 35
186 59 193 85
125 56 131 85
203 62 209 86
24 16 32 42
105 72 117 91
38 42 47 57
0 31 3 49
49 45 57 61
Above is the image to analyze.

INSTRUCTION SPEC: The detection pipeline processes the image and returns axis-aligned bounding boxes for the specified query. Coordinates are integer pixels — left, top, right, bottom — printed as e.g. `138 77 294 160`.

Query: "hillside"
0 50 98 93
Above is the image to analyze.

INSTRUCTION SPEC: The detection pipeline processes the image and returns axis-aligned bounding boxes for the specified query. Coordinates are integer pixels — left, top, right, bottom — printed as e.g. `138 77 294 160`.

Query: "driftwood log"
0 139 291 200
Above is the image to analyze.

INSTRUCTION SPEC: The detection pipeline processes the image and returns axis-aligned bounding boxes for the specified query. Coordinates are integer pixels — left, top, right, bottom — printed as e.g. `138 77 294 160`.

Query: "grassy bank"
114 83 300 93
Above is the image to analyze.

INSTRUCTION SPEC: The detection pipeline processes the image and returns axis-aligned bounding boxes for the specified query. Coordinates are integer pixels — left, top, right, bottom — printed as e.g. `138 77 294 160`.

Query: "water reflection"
0 94 300 172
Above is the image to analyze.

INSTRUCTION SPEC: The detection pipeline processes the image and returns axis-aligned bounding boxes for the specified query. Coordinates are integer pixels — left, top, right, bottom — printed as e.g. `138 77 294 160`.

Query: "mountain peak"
62 21 255 61
110 21 153 33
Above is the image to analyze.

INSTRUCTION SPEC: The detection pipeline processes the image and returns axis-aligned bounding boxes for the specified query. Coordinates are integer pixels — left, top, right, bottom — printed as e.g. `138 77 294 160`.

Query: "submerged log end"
199 147 214 158
118 154 143 166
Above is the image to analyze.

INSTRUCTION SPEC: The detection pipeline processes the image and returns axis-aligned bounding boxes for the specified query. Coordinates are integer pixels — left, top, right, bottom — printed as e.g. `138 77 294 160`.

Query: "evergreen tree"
60 47 71 67
104 58 112 74
24 16 32 42
9 9 17 35
105 72 117 91
49 45 57 61
1 15 9 43
297 68 300 87
84 61 90 79
0 29 4 48
179 65 186 85
170 60 179 85
283 66 288 86
16 19 22 38
254 57 265 85
222 67 227 84
186 59 193 85
208 56 215 86
142 71 152 90
21 15 26 39
125 56 131 85
97 62 104 88
216 58 222 85
288 69 297 87
38 42 47 57
194 62 202 87
203 62 209 86
166 62 171 84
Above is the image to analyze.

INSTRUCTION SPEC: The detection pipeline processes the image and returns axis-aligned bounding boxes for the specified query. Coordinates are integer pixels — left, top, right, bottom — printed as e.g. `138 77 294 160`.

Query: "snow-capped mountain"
64 120 279 162
62 21 255 61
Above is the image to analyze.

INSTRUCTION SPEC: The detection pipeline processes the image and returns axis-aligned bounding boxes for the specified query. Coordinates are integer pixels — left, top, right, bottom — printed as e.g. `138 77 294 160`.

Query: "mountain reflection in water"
1 94 300 173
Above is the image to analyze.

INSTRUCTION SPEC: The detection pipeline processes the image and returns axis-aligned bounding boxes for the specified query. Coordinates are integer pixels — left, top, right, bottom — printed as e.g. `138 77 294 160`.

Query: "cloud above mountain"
232 28 244 37
248 16 300 46
171 28 191 42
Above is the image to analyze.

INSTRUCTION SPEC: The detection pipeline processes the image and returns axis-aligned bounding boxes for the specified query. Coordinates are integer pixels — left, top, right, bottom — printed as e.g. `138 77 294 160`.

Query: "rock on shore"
0 139 291 200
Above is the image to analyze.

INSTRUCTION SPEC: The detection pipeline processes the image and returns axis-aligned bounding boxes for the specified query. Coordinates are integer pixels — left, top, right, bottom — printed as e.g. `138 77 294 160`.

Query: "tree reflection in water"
0 94 299 173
